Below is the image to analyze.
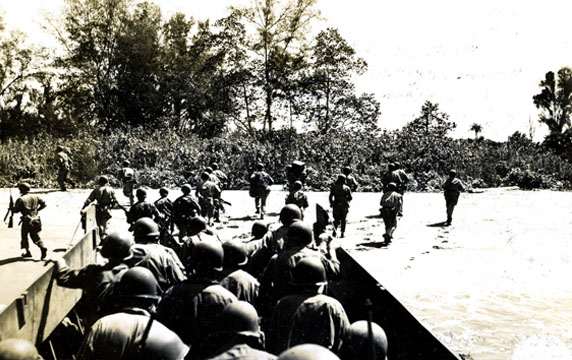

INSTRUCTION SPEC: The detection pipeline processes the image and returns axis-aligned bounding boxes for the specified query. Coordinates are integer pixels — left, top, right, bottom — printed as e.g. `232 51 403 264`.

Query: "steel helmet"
139 329 189 360
188 216 208 236
17 183 31 193
0 338 41 360
135 188 147 199
278 344 340 360
222 240 249 267
133 217 160 243
181 184 192 194
100 232 133 260
116 267 161 300
338 320 388 360
342 166 352 175
188 240 224 272
251 221 268 239
98 175 109 185
218 301 260 337
290 257 327 287
279 204 302 225
286 221 313 247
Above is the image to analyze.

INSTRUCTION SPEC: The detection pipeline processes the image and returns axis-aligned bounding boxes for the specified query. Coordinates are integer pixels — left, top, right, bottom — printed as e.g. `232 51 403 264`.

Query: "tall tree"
470 123 482 139
533 67 572 153
238 0 320 133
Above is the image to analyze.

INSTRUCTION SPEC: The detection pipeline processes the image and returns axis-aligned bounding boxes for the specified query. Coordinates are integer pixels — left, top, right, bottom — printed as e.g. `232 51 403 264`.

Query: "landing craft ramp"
0 191 98 344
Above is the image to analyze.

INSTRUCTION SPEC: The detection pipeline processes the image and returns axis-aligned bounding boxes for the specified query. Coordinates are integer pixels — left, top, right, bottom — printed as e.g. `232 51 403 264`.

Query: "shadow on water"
357 241 390 249
427 221 449 227
0 257 41 266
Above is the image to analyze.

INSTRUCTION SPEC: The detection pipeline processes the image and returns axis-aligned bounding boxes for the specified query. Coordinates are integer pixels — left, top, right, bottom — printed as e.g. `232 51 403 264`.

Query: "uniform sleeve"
37 197 47 211
84 190 97 208
13 198 24 214
56 264 99 289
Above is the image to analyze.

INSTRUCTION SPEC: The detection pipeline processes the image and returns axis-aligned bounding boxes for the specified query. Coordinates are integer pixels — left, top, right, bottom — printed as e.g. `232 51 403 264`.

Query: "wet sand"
1 187 571 359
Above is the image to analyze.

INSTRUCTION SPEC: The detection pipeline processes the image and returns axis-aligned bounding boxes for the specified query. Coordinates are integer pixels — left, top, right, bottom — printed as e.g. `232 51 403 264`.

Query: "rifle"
220 198 232 206
4 189 14 228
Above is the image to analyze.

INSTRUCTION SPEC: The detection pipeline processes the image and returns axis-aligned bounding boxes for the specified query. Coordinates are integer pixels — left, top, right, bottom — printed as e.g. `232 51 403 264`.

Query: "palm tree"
470 123 483 139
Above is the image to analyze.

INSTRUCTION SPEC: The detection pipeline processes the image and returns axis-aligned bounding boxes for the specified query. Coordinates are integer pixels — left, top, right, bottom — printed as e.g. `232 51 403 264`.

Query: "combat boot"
22 249 32 258
40 247 48 260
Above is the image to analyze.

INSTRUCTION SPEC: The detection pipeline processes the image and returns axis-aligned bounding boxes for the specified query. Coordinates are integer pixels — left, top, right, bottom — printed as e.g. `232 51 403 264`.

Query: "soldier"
211 162 229 189
172 184 201 240
52 232 132 327
381 163 401 192
76 267 189 360
341 166 358 192
82 176 118 237
249 163 274 218
443 170 465 226
156 240 237 355
196 172 222 226
127 217 186 292
380 182 403 243
13 183 47 259
56 145 74 191
329 174 352 238
207 301 276 360
267 257 349 354
119 160 135 206
338 321 389 360
285 181 309 219
393 161 409 216
220 240 260 305
126 188 161 227
154 187 174 242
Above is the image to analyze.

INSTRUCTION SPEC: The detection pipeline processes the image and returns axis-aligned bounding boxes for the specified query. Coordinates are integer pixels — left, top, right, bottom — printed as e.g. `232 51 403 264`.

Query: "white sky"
2 0 572 141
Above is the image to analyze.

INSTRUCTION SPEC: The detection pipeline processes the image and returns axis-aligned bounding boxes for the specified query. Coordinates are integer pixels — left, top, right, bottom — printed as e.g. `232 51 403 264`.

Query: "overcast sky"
2 0 572 141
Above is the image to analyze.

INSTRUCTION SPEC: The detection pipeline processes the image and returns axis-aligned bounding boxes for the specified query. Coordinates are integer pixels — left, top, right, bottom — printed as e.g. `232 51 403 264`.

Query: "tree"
470 123 482 139
404 101 456 138
533 67 572 152
238 0 320 133
302 28 374 134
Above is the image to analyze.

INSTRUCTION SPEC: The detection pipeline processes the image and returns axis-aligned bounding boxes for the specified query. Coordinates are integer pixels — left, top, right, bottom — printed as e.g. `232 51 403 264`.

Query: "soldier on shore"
442 170 465 226
380 182 403 243
13 183 47 259
341 167 358 192
56 145 74 191
329 175 352 238
173 184 201 240
285 181 309 219
154 187 174 242
126 188 161 227
119 160 135 206
82 176 118 237
249 163 274 218
196 172 222 226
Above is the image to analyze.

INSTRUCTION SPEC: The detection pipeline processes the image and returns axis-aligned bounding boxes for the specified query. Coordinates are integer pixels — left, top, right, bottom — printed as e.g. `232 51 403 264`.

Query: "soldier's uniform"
56 147 73 191
329 176 352 238
127 243 186 292
173 189 201 239
285 186 309 219
380 184 403 242
249 166 274 217
443 171 465 225
219 269 260 305
127 200 161 225
119 164 135 205
83 178 118 237
14 184 47 258
155 189 174 241
196 176 222 225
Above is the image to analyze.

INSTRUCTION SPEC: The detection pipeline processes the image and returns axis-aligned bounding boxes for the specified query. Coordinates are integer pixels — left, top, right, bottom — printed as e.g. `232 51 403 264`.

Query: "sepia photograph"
1 1 571 359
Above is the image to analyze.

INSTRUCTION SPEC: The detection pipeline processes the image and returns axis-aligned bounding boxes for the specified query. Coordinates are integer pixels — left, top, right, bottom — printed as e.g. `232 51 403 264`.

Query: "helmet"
181 184 192 194
222 241 248 267
188 216 207 236
218 301 260 337
342 166 352 175
17 183 31 193
292 181 303 191
211 163 219 170
98 176 109 185
116 267 161 300
338 320 388 360
56 145 64 152
278 344 340 360
100 232 133 260
255 163 263 171
286 221 313 247
135 188 147 199
123 160 130 166
133 217 160 243
387 182 397 190
201 172 210 181
159 187 169 196
388 163 395 171
0 338 40 360
279 204 302 225
290 257 327 287
188 240 224 271
393 161 401 168
205 167 213 174
140 330 189 360
449 169 457 177
251 221 268 239
336 174 346 184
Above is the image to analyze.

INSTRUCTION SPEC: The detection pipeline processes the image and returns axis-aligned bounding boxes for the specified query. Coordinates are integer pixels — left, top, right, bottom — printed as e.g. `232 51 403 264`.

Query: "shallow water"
346 189 572 360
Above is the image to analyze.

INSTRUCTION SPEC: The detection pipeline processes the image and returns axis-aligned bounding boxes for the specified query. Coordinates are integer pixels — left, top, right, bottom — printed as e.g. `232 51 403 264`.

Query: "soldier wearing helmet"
329 174 353 238
0 338 42 360
207 301 276 360
259 222 341 322
119 160 136 206
338 320 389 360
127 217 186 292
278 344 340 360
220 240 260 305
249 163 274 218
341 166 358 192
127 188 161 227
442 169 465 226
267 257 349 354
82 175 118 237
13 183 48 259
172 184 201 241
52 232 133 326
285 181 309 219
55 145 74 191
196 172 222 226
156 239 237 354
380 182 403 243
154 187 174 244
77 267 189 360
